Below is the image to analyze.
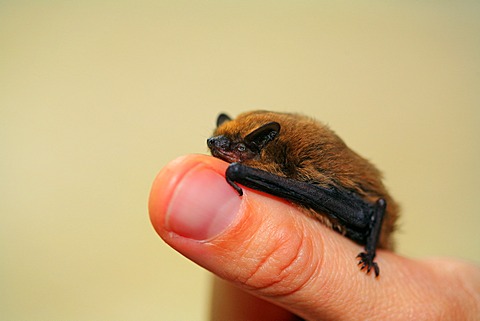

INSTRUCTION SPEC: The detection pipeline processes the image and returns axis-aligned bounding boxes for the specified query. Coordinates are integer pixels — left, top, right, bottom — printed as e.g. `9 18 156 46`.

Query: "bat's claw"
357 251 380 277
226 175 243 196
226 163 244 196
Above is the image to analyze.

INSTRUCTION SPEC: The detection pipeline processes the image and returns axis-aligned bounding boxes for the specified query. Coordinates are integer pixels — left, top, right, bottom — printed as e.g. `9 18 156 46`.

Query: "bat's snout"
207 135 230 151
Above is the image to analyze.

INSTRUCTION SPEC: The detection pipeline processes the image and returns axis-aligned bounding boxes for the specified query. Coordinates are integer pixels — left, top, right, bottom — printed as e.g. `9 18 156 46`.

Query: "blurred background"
1 1 479 320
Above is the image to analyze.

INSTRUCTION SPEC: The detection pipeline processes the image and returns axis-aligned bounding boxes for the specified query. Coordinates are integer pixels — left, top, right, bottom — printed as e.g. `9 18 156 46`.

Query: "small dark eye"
237 143 246 152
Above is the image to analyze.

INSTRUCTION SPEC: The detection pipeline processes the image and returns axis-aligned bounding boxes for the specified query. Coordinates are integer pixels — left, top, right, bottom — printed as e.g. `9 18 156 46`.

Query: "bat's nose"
207 137 215 149
207 135 230 150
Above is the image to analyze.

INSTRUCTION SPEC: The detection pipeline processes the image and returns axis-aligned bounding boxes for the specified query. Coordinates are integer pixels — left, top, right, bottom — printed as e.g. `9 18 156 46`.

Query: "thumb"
149 154 411 320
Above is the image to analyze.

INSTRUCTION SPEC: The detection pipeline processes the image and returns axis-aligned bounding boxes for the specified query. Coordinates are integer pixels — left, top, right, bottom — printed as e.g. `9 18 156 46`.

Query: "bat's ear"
244 122 280 151
216 113 231 127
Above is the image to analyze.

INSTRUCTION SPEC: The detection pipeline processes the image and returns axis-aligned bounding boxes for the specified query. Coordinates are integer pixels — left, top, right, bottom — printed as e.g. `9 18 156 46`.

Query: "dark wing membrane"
226 163 373 243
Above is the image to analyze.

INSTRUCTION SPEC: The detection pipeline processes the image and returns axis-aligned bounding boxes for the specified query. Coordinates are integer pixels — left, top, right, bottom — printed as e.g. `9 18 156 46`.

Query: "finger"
148 154 448 320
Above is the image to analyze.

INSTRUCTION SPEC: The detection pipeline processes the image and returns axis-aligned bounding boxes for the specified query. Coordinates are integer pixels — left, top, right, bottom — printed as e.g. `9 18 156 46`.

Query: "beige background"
1 1 479 320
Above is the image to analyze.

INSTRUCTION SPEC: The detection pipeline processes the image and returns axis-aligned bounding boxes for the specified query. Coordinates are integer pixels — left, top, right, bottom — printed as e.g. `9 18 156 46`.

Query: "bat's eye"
237 143 246 152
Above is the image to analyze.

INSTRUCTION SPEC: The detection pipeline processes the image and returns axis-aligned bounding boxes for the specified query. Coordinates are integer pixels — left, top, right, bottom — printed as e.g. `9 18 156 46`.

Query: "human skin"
149 154 480 321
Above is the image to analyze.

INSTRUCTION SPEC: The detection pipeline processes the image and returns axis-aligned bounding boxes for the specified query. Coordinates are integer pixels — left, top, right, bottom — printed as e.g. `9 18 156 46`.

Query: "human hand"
149 154 480 321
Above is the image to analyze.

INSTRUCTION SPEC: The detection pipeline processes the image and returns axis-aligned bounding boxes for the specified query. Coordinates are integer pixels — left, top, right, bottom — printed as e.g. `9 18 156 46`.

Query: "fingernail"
166 166 241 240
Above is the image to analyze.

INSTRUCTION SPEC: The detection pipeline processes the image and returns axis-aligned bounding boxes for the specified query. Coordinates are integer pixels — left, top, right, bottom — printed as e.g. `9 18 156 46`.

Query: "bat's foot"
357 251 379 277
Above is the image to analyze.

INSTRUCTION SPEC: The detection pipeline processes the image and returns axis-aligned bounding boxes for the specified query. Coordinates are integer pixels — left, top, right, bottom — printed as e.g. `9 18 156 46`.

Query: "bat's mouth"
209 148 238 163
207 136 241 163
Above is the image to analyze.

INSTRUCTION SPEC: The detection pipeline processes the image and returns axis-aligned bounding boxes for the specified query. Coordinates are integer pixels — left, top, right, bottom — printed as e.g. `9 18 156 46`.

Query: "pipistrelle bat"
207 111 398 277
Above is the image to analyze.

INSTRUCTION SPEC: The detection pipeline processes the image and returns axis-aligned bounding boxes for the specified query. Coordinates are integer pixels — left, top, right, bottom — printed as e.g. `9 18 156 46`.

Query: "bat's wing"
226 163 372 233
225 162 386 277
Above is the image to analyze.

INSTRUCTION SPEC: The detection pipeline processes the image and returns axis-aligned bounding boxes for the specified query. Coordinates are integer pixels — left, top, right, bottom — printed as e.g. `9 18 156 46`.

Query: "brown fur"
213 110 398 250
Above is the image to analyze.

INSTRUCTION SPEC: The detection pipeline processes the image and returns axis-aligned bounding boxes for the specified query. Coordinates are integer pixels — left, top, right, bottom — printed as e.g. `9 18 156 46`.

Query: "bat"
207 111 399 277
